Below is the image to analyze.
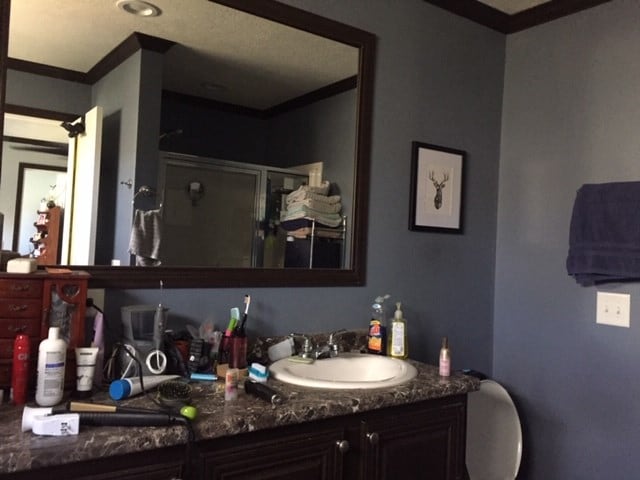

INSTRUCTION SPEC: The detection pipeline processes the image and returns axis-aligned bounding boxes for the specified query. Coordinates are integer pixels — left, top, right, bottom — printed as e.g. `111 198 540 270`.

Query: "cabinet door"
359 396 467 480
201 424 348 480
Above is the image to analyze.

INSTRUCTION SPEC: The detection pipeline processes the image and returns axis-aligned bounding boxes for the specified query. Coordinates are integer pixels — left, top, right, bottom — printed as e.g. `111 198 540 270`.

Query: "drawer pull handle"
9 304 28 312
367 432 379 446
11 285 31 292
336 440 350 454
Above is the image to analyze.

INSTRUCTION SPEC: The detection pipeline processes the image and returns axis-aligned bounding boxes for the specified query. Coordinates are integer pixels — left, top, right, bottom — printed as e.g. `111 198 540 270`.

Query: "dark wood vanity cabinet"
0 392 467 480
199 394 467 480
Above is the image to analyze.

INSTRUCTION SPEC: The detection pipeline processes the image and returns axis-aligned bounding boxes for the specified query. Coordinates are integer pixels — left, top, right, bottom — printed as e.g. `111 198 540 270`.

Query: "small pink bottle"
439 337 450 377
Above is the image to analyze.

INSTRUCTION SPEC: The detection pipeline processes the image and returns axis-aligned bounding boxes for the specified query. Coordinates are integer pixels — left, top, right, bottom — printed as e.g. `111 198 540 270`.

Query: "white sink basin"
269 353 418 389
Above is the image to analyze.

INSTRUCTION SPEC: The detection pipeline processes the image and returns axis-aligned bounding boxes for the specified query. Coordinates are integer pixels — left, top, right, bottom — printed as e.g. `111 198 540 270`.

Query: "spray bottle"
12 334 30 405
367 294 390 355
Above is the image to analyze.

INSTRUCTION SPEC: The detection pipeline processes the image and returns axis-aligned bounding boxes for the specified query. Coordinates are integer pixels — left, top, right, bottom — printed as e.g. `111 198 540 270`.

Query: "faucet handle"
289 333 315 358
327 329 347 357
328 329 347 345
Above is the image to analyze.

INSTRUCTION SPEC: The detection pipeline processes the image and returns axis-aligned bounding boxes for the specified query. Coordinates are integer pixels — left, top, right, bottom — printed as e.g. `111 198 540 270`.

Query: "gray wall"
105 0 504 376
93 50 163 265
5 70 90 113
495 1 640 478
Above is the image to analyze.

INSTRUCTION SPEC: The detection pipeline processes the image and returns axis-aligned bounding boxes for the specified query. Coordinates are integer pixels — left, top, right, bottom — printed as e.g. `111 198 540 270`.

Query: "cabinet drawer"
0 299 42 318
0 317 41 337
0 280 43 298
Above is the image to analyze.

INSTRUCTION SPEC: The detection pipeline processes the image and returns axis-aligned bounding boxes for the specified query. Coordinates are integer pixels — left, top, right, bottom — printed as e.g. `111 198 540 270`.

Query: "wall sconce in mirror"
187 181 205 206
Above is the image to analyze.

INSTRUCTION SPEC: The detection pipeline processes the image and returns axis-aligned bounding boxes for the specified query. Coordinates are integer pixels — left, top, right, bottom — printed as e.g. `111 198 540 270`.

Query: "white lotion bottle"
36 327 67 406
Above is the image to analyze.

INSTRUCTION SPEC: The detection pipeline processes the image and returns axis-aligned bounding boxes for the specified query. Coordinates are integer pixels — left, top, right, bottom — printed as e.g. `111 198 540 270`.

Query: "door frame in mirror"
0 0 375 288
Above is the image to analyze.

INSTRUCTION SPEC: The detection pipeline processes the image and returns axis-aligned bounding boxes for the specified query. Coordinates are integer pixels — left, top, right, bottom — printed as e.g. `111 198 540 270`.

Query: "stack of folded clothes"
280 182 344 237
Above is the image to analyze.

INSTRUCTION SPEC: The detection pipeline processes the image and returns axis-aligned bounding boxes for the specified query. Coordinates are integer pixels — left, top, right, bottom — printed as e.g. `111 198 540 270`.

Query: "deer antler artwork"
428 171 449 209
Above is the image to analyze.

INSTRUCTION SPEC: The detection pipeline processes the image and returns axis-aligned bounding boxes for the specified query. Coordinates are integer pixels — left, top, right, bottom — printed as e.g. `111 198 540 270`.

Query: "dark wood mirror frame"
0 0 375 289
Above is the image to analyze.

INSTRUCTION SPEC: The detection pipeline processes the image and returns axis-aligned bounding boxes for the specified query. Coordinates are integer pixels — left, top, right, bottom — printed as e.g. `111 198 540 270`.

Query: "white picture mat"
412 145 463 230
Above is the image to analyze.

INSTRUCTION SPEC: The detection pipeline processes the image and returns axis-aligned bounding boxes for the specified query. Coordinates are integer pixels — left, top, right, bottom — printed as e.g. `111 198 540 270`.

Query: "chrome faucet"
327 329 347 357
289 330 349 360
289 333 316 359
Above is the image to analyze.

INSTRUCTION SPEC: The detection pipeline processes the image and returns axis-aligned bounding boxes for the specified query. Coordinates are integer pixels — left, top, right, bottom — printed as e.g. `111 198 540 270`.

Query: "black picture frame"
409 141 465 233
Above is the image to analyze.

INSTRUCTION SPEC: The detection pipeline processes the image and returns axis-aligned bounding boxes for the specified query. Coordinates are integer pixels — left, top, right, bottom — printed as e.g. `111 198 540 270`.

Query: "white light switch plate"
596 292 630 327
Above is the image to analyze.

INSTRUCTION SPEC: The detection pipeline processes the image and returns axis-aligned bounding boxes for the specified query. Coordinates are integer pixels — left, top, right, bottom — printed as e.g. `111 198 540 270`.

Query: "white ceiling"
7 0 587 111
8 0 359 110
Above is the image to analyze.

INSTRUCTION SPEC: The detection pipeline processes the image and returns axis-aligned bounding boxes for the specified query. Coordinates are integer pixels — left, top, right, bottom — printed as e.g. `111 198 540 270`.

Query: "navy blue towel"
567 182 640 286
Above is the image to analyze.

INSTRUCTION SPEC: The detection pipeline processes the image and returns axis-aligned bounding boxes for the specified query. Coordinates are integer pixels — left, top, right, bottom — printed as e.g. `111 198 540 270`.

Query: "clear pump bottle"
389 302 408 359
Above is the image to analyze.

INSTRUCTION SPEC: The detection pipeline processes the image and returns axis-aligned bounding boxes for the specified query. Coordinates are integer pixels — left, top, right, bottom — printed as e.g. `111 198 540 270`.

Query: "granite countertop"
0 359 478 475
1 327 480 476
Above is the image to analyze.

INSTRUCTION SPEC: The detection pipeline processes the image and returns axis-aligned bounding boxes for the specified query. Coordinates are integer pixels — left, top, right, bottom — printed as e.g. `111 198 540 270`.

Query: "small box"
6 257 37 273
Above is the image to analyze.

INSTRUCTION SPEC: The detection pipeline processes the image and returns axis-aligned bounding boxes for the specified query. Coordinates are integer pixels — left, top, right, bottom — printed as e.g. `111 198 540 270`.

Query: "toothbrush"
239 295 250 337
226 307 240 337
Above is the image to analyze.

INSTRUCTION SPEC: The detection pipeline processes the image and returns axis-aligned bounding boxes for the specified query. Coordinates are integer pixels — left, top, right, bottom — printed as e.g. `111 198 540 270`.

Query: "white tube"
109 374 180 401
75 347 99 394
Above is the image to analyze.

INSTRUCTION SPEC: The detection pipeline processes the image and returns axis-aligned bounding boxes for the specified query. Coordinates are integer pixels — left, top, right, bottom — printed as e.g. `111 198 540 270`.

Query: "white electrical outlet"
596 292 630 327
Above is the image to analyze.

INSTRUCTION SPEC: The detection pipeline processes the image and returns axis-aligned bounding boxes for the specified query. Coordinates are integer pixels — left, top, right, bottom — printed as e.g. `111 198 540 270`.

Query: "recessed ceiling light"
116 0 162 17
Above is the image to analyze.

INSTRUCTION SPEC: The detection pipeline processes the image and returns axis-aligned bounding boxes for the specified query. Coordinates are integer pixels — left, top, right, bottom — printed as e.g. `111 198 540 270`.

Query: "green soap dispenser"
389 302 408 359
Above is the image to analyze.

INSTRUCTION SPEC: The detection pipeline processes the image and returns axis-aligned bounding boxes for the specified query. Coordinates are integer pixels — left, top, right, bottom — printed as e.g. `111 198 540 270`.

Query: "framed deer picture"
409 141 465 232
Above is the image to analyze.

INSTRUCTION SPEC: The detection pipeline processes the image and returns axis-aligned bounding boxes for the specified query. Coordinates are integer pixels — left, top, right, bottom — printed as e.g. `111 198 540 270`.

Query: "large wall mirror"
0 0 375 288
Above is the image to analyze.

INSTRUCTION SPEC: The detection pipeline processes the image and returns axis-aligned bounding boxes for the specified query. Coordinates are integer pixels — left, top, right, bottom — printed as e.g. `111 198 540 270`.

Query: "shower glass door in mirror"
156 153 311 268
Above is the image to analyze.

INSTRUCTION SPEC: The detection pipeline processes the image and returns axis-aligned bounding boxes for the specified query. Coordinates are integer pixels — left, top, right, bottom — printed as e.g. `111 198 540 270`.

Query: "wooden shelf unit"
32 206 62 266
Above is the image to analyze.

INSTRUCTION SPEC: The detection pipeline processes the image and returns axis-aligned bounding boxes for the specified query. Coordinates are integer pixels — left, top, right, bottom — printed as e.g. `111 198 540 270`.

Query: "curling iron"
22 405 189 436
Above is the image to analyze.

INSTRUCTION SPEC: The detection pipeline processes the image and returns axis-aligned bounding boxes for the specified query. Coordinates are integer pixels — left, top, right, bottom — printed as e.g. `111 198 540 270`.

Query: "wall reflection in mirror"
0 0 375 287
